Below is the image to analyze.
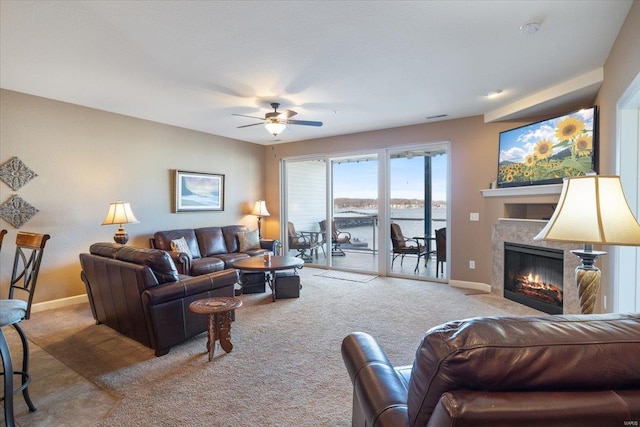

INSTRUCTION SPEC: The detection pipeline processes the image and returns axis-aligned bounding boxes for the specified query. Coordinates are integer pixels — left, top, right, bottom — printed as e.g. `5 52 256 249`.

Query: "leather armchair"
80 243 238 356
342 313 640 427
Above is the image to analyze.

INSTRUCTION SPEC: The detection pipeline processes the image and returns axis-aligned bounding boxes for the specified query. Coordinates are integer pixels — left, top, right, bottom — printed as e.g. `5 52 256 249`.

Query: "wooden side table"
189 297 242 361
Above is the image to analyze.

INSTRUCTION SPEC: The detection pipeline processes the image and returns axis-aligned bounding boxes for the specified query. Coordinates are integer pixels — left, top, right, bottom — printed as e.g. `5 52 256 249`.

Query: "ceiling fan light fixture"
265 121 286 136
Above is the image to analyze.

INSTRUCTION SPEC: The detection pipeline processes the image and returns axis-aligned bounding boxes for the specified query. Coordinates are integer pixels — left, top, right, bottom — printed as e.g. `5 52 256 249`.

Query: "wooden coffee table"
232 256 304 301
189 297 242 361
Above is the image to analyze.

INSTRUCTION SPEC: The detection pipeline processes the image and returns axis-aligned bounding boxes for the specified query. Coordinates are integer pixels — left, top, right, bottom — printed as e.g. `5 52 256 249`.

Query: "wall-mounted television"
497 106 597 188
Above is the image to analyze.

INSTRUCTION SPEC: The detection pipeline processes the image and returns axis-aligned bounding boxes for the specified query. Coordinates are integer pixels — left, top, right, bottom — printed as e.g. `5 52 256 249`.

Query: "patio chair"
287 222 319 261
390 223 427 273
319 219 351 256
435 227 446 278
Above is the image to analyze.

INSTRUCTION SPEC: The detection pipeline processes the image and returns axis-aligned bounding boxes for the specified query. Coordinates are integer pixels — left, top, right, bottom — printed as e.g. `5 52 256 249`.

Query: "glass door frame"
384 142 450 280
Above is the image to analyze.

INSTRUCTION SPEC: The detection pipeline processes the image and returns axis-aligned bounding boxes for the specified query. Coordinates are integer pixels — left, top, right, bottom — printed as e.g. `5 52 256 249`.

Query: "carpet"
21 267 542 426
313 270 377 283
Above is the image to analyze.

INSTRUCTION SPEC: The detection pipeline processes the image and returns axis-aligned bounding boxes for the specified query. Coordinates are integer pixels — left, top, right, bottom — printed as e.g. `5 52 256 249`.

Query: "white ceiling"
0 1 632 145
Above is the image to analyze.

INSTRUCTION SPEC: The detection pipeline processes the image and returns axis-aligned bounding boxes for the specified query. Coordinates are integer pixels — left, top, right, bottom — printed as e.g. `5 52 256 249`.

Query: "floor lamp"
534 175 640 314
251 200 270 239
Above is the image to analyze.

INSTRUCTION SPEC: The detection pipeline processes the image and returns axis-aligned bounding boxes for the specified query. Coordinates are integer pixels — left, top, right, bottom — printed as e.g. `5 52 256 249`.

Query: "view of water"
334 207 446 251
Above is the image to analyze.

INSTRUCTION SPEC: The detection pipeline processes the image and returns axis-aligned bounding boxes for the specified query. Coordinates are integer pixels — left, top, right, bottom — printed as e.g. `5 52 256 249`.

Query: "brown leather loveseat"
342 313 640 427
80 243 238 356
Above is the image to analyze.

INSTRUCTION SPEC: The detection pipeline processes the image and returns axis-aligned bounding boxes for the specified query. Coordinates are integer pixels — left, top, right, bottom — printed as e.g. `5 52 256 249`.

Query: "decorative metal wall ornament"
0 195 39 228
0 157 38 191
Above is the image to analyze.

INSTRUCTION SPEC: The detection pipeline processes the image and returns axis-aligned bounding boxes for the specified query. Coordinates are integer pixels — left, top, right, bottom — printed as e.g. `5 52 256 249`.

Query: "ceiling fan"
233 102 323 136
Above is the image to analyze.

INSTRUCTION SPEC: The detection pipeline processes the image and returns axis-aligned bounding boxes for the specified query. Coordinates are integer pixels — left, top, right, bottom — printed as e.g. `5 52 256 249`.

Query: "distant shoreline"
334 198 446 209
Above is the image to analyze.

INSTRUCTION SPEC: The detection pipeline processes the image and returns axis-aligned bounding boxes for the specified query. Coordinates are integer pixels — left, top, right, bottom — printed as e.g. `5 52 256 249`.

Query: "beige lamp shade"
251 200 270 217
102 201 139 226
534 175 640 245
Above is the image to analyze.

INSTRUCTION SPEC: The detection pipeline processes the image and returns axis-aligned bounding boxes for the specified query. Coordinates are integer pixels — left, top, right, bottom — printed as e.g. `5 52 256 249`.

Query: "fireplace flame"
526 273 540 283
514 272 563 304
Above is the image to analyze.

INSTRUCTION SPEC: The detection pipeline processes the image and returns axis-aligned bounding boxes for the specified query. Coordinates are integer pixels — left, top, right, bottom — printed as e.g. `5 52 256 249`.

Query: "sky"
332 154 447 201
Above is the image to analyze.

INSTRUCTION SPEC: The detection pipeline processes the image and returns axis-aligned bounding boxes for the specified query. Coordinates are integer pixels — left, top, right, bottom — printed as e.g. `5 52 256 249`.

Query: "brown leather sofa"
150 225 278 276
342 313 640 427
80 243 238 356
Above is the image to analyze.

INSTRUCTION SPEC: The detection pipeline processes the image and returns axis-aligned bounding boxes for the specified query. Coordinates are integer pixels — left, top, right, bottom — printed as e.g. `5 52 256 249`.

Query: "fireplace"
504 243 563 314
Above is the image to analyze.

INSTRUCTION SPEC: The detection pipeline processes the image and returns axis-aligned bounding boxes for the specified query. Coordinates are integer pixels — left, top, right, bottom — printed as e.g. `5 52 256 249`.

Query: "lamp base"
113 226 129 245
571 247 607 314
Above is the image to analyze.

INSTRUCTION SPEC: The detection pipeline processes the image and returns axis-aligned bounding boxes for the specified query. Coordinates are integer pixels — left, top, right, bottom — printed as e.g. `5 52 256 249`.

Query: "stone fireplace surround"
491 219 581 314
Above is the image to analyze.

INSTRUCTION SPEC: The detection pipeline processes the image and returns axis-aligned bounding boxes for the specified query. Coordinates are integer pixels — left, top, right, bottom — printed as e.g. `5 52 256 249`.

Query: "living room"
1 1 639 425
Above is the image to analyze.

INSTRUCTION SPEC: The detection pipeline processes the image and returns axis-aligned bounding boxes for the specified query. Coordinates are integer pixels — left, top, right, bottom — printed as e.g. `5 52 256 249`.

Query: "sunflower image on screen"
497 107 596 188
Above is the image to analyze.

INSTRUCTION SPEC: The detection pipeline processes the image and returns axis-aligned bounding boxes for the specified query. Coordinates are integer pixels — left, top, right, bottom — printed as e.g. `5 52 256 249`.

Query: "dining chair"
0 231 50 426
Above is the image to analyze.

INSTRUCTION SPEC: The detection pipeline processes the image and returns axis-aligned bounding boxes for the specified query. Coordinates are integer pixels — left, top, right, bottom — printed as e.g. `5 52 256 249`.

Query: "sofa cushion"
115 246 180 285
195 227 227 256
190 256 225 276
153 229 202 259
214 252 250 269
170 237 193 260
237 230 260 252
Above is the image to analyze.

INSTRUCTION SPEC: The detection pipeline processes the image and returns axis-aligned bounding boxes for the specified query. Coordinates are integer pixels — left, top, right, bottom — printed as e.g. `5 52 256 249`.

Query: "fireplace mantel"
481 183 563 198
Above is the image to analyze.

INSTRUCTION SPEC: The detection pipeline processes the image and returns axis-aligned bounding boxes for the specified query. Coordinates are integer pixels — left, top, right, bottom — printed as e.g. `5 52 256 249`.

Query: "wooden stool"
189 297 242 361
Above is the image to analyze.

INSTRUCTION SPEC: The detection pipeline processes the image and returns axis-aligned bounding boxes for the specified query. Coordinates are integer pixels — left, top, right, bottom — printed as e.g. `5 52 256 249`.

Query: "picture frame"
174 170 225 212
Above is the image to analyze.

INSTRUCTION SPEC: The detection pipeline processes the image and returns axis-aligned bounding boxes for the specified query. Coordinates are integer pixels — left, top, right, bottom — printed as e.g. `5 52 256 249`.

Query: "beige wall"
594 0 640 309
0 89 265 303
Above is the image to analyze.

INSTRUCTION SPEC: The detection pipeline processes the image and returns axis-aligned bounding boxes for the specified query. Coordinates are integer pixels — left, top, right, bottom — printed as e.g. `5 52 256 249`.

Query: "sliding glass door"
387 145 448 279
329 154 379 272
283 158 328 263
282 143 448 280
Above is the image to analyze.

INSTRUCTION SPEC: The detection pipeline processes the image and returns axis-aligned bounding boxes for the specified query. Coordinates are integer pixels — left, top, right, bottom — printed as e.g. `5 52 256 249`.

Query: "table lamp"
251 200 270 238
534 175 640 314
102 201 139 244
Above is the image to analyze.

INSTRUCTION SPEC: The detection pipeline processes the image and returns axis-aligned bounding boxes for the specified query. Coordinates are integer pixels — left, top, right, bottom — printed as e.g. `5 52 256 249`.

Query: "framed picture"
174 170 224 212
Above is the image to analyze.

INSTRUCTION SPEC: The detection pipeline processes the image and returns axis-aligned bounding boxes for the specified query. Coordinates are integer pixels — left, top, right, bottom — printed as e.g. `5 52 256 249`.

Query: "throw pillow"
170 237 193 260
238 230 260 252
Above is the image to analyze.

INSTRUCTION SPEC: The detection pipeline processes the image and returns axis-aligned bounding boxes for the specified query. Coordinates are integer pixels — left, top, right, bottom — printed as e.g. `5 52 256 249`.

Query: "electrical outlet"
603 295 607 310
469 260 476 269
470 212 479 221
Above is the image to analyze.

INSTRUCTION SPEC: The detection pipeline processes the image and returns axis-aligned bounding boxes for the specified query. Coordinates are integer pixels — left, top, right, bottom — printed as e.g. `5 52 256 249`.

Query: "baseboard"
449 280 492 293
31 294 88 314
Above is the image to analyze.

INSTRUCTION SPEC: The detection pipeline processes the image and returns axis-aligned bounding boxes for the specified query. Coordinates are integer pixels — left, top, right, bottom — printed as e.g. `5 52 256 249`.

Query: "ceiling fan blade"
237 122 264 128
287 119 323 127
278 109 298 120
232 113 266 120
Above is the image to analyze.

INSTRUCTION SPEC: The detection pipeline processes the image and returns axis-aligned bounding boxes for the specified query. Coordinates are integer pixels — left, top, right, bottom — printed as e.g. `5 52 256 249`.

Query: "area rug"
313 270 377 282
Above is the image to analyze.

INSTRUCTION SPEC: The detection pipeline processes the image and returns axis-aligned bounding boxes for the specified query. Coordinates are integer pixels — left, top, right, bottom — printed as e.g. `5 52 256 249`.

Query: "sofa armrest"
142 269 238 306
342 332 409 427
169 250 192 275
260 239 280 254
